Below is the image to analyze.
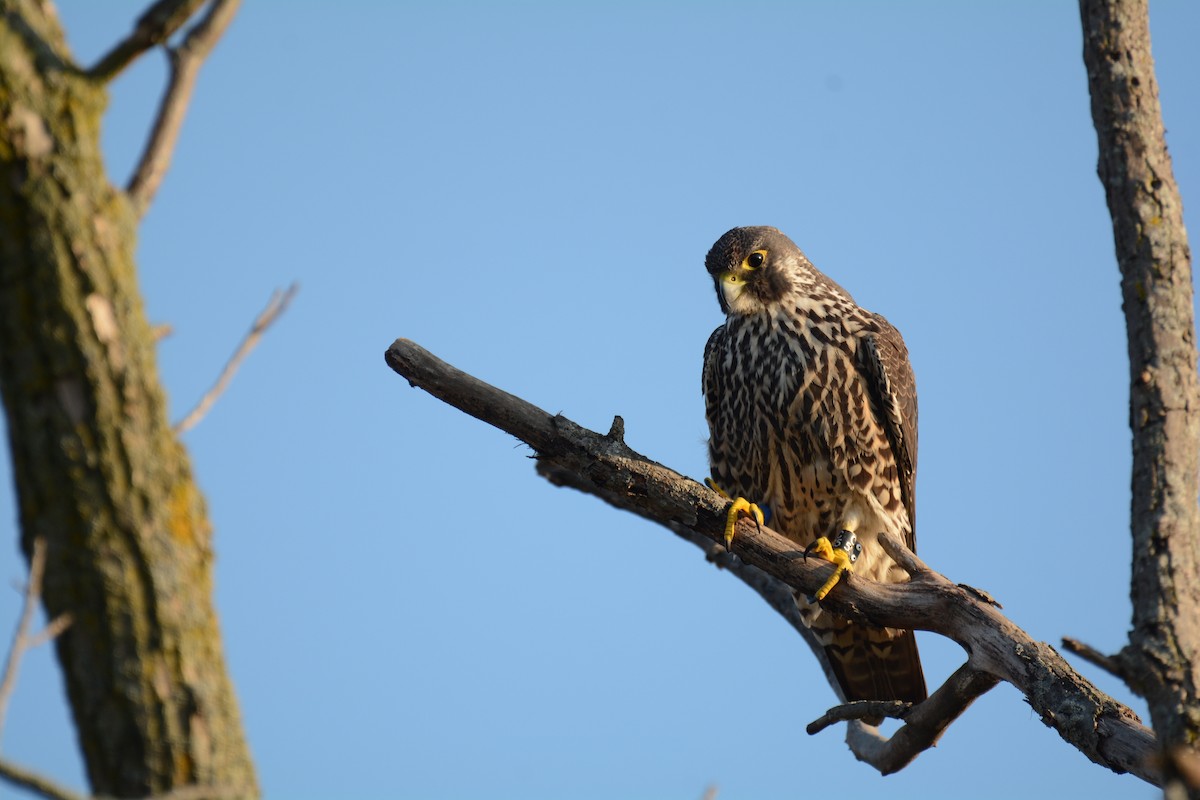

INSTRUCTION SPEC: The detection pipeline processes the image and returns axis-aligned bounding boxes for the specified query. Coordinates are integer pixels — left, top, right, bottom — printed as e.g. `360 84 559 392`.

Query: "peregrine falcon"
702 226 927 713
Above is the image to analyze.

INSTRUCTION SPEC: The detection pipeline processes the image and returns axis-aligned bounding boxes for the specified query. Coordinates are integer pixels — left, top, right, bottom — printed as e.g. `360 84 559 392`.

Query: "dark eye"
747 250 766 269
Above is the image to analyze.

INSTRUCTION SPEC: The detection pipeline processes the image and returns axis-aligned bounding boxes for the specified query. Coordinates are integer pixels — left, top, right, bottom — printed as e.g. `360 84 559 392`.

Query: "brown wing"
860 312 918 546
701 324 726 474
701 324 725 411
838 312 925 714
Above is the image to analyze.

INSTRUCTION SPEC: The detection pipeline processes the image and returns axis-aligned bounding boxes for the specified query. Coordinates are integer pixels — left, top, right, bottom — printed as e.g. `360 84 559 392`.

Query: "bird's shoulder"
701 323 727 393
703 323 727 362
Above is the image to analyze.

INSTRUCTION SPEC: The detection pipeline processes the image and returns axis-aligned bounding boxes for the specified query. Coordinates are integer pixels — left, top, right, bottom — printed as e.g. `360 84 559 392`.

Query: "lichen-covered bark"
0 7 257 798
1079 0 1200 786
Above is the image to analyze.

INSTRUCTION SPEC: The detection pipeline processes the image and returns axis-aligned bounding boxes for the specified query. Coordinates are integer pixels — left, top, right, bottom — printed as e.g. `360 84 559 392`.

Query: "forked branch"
832 661 1000 774
88 0 209 81
384 338 1158 785
0 538 76 800
126 0 242 216
0 539 72 741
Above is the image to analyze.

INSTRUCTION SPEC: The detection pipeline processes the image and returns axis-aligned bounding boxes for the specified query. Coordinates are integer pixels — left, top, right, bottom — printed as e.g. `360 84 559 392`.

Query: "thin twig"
88 0 208 81
876 529 930 576
0 538 79 800
1062 636 1132 686
175 283 298 434
0 756 242 800
126 0 242 216
0 538 48 742
104 784 245 800
0 756 86 800
26 614 72 651
807 700 912 734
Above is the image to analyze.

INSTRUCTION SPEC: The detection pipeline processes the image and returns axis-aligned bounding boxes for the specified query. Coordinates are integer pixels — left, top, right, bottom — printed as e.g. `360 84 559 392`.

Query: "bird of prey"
702 225 927 713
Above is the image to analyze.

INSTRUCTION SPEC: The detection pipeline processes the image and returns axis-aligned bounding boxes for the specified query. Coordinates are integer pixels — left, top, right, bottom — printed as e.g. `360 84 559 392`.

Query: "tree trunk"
1079 0 1200 793
0 7 257 798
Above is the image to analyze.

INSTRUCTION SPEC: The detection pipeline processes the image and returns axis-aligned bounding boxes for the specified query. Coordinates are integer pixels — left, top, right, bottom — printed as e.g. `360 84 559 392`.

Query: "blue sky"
3 2 1198 798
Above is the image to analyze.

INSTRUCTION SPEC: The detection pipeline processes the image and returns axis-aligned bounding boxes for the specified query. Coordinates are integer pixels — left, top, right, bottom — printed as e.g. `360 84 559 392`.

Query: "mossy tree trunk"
0 5 257 798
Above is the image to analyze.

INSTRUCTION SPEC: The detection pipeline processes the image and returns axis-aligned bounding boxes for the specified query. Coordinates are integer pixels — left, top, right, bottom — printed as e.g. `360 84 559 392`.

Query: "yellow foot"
705 478 764 549
803 530 862 602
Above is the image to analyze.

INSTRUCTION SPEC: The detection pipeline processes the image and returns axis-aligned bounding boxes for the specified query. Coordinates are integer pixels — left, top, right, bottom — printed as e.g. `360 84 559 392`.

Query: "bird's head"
705 226 811 316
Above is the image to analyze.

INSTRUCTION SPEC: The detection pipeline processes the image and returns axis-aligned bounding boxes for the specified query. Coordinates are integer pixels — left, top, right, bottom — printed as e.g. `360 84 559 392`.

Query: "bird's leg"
705 477 765 548
804 530 862 602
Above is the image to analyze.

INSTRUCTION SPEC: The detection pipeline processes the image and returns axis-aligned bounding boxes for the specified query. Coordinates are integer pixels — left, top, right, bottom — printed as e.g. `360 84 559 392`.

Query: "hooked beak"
718 267 754 311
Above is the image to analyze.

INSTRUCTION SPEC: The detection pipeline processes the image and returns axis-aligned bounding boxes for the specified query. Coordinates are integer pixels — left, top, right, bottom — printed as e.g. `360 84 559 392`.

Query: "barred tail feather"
823 624 926 725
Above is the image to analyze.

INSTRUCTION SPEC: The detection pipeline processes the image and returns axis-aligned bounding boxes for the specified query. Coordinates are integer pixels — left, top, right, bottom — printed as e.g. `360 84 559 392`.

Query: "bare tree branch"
0 537 46 740
175 283 297 434
0 757 85 800
0 537 77 800
1080 1 1200 794
126 0 242 217
832 661 1000 774
384 337 1159 785
1062 637 1131 686
0 761 243 800
669 522 850 699
118 785 246 800
26 613 72 651
545 451 849 700
88 0 208 81
0 551 74 661
808 700 912 734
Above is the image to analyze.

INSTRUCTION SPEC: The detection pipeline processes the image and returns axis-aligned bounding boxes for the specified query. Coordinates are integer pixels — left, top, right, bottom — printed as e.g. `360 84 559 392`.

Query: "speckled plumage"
702 226 926 710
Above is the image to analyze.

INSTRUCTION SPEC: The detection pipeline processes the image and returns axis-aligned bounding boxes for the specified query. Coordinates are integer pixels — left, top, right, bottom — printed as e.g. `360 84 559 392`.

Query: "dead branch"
1080 3 1200 790
174 283 297 434
0 537 76 800
672 522 849 700
545 453 848 701
807 701 912 734
1062 637 1131 687
0 762 241 800
0 538 44 738
0 757 85 800
126 0 242 216
0 538 71 741
835 661 999 774
88 0 209 81
26 614 73 651
385 337 1159 786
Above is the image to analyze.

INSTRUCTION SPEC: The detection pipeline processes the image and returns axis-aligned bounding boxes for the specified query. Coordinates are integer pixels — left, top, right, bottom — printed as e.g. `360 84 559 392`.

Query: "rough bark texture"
386 338 1160 785
0 5 257 798
1079 0 1200 787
